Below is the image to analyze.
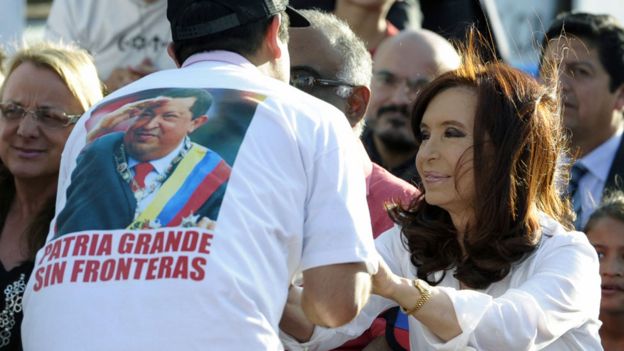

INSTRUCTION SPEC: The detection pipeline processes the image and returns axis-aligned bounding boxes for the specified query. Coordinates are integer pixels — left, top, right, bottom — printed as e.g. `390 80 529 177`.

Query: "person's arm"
297 104 378 326
374 223 601 349
280 100 379 347
279 227 403 350
301 262 371 328
280 285 314 342
86 97 167 142
372 259 461 340
280 280 395 351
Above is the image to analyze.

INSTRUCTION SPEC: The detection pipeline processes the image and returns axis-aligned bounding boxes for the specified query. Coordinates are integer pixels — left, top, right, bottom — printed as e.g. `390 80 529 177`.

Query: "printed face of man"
124 96 202 161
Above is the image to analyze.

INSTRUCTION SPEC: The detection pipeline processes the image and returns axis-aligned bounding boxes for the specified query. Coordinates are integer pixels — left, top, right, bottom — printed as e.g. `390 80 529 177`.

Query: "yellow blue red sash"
129 144 231 228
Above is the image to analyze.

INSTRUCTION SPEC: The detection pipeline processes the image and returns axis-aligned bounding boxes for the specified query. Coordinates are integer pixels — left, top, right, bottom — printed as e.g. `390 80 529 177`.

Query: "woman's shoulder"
538 213 594 253
374 225 415 276
508 214 599 286
374 225 403 248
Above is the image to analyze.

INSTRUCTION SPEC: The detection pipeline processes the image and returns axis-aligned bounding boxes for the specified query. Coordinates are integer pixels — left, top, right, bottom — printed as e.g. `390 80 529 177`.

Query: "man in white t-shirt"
22 1 376 350
45 0 176 93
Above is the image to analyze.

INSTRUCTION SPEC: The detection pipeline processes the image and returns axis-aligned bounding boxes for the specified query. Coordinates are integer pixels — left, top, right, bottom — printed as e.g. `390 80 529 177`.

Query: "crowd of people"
0 0 622 350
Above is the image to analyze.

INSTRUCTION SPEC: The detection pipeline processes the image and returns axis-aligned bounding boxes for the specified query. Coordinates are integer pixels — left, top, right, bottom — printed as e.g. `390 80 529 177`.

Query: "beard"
376 131 417 152
374 104 417 152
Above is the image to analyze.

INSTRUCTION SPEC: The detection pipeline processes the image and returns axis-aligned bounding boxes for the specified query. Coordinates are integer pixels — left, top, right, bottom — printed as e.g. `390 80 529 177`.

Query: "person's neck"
334 1 389 51
447 209 473 253
12 176 57 219
256 61 287 82
573 118 621 158
599 312 624 351
372 135 415 169
245 47 287 82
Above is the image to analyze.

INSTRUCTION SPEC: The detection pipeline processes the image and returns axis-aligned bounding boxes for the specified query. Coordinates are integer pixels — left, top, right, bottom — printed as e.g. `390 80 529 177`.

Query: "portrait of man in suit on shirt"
56 88 231 236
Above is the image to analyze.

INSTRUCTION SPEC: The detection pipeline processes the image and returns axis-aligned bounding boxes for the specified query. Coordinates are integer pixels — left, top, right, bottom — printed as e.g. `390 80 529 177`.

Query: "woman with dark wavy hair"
281 36 602 350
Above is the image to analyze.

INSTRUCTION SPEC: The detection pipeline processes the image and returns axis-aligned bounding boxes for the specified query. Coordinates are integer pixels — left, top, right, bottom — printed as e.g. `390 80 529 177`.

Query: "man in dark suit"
542 12 624 229
56 88 230 236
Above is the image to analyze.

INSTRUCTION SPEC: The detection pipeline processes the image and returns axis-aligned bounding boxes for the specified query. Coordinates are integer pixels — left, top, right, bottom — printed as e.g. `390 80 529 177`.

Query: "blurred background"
1 0 624 76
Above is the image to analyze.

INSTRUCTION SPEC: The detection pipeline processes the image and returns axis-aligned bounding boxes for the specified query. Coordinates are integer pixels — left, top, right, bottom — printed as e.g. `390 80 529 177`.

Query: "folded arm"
301 262 371 328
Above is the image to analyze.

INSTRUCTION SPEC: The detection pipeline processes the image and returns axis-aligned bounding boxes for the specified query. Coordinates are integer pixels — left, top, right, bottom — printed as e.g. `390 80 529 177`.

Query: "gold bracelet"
400 279 432 315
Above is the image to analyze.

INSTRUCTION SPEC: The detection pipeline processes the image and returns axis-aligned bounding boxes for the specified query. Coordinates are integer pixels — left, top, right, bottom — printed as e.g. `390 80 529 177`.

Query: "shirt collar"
181 51 258 72
128 137 187 175
578 129 623 182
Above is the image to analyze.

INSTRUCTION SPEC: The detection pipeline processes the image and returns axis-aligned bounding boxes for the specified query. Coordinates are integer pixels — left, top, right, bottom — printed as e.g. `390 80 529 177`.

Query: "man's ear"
190 115 209 131
614 84 624 113
265 14 283 59
167 43 182 68
346 86 371 125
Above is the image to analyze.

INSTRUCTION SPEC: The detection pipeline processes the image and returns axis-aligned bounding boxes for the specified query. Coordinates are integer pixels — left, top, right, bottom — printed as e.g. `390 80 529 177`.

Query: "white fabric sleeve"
300 113 376 274
280 293 395 351
281 227 407 350
48 113 89 243
420 230 600 350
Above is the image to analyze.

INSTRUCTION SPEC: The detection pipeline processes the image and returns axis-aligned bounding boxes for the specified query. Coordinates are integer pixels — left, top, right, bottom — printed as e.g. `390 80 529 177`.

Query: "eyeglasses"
373 70 430 96
290 69 356 93
0 103 81 128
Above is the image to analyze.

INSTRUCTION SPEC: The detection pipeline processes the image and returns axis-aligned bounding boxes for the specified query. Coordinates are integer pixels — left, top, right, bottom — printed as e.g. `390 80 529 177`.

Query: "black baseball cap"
168 0 310 41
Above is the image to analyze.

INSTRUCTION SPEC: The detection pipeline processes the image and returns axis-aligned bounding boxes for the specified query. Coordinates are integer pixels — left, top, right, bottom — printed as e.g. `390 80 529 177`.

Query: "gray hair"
298 9 372 96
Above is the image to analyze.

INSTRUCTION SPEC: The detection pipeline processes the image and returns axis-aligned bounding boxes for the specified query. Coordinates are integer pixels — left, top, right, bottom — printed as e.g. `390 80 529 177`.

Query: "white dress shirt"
128 140 185 213
575 130 623 228
282 214 602 350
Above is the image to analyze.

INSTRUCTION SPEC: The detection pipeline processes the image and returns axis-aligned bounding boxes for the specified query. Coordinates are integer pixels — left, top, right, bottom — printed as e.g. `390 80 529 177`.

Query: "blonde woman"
0 42 102 349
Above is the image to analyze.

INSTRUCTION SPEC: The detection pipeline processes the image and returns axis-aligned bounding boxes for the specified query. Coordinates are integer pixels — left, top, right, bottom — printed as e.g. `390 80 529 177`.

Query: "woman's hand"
371 256 403 299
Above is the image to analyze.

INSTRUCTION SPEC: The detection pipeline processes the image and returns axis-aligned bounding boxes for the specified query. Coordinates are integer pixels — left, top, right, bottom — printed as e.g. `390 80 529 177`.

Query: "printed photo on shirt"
55 87 261 236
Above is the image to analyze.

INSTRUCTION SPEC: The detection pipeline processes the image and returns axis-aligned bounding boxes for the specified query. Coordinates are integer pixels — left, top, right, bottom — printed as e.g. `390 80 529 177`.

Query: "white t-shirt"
283 215 602 350
22 51 377 350
44 0 175 82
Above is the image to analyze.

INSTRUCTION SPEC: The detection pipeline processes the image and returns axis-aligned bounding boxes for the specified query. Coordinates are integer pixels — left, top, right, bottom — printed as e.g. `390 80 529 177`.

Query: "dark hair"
172 11 290 65
390 32 572 289
584 190 624 232
159 88 212 119
542 12 624 92
0 162 54 260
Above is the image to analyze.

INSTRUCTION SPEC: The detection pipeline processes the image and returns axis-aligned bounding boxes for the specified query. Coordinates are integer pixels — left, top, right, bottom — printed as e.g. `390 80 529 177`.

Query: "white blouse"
282 215 603 350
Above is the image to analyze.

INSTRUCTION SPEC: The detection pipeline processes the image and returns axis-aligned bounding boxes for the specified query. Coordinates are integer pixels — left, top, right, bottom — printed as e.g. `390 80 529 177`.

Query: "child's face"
587 216 624 313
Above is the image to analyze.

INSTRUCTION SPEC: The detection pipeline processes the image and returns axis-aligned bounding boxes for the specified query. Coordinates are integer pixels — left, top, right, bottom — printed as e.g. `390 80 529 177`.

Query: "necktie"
132 162 154 192
568 162 588 229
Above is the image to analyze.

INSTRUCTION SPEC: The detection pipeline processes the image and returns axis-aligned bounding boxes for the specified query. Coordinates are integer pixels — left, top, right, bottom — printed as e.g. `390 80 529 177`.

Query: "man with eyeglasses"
363 30 460 183
289 9 418 239
285 10 419 351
